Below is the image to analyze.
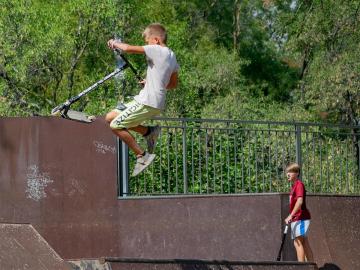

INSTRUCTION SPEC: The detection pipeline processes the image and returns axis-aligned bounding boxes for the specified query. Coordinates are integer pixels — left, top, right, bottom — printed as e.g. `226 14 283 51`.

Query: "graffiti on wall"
25 165 53 201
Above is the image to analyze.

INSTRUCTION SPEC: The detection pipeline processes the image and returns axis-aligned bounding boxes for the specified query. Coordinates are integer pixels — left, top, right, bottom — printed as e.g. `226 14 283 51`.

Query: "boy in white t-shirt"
106 23 179 177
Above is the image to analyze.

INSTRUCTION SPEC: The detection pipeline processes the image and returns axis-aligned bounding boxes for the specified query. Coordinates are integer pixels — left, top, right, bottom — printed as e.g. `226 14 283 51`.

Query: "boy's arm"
285 197 303 224
108 39 145 54
166 72 178 90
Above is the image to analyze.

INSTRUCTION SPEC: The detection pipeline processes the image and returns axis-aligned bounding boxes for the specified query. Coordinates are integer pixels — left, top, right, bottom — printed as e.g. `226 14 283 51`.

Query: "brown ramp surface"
0 223 72 270
307 196 360 270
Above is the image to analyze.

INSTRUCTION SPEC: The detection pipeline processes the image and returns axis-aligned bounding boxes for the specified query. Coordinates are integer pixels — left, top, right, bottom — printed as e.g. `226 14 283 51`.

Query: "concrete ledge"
103 258 317 270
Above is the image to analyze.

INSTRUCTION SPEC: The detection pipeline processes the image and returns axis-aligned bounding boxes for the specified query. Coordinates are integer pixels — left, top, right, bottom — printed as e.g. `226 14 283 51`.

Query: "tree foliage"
0 0 359 125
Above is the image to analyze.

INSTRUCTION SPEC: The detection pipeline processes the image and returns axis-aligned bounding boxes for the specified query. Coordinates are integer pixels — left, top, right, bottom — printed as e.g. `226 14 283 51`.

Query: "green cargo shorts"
110 100 161 129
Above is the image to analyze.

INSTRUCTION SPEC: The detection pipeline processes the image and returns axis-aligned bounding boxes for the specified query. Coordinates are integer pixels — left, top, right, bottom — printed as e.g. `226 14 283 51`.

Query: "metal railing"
118 118 360 197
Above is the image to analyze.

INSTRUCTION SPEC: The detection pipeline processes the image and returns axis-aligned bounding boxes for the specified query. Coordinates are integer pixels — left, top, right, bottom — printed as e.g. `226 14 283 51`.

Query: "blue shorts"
290 220 310 239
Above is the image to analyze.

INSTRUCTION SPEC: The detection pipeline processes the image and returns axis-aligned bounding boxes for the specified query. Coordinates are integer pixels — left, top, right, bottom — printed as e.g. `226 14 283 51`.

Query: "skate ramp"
0 223 72 270
307 196 360 270
0 118 359 269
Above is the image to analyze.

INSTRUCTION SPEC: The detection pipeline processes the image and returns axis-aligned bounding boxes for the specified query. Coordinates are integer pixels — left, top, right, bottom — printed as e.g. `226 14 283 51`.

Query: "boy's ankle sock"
137 151 146 158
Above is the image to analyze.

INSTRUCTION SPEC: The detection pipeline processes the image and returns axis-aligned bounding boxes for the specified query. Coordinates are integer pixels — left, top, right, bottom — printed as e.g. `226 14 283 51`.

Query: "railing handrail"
153 116 360 129
119 117 360 197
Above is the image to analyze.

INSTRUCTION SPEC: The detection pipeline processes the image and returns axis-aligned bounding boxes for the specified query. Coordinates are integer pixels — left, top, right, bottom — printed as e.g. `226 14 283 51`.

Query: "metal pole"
118 139 129 197
182 120 188 194
295 125 302 175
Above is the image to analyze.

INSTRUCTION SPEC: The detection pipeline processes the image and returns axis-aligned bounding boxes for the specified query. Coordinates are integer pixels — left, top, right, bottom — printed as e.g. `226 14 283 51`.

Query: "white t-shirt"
134 45 179 110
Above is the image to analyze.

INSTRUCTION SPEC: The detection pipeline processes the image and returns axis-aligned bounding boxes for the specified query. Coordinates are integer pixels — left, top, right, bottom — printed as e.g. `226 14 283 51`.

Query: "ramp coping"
101 257 317 266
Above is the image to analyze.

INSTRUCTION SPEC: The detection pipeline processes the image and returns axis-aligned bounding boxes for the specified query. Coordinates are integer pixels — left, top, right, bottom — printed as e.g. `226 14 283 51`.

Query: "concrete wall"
0 117 359 270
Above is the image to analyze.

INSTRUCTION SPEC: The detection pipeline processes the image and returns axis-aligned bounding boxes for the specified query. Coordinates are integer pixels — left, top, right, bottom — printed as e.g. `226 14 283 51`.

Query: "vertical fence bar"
118 139 129 197
326 140 330 193
295 125 302 175
175 128 179 193
234 133 238 193
332 143 335 193
281 132 286 192
198 130 202 194
191 128 195 194
167 130 171 194
312 133 316 193
241 134 245 192
255 130 258 193
346 139 349 193
268 128 272 192
227 129 231 193
261 130 265 192
339 142 343 193
275 131 279 192
158 129 163 195
206 130 209 194
358 131 360 193
220 132 223 193
248 130 251 192
247 129 252 192
319 136 323 193
213 132 216 193
182 120 188 194
306 132 310 186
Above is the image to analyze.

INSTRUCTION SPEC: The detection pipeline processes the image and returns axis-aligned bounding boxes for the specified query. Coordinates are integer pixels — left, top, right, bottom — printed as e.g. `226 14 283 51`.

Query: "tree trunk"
233 0 241 52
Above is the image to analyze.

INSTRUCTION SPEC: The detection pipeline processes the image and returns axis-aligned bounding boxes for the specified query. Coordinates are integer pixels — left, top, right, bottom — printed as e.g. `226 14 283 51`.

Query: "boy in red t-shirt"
284 163 314 262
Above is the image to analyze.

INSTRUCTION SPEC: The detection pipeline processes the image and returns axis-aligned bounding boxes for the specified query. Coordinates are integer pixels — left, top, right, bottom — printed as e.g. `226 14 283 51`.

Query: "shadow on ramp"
319 263 341 270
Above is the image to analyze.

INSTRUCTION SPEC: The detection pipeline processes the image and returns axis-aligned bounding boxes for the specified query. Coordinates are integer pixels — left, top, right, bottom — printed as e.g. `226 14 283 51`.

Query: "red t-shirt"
289 179 311 221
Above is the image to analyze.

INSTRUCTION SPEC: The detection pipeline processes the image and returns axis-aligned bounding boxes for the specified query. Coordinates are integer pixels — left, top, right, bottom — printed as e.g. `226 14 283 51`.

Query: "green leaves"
272 0 360 124
0 0 358 125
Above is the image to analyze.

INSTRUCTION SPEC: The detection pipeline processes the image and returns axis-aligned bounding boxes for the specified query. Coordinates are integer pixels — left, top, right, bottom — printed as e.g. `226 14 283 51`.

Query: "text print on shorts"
114 102 141 126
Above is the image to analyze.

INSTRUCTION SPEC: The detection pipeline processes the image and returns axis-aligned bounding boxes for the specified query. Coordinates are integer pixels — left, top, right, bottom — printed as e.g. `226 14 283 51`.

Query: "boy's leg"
121 125 160 154
107 109 146 155
112 127 155 177
130 125 161 154
105 111 119 124
109 100 160 176
291 219 312 262
293 237 306 262
107 101 161 153
112 128 144 156
303 237 314 262
129 125 148 135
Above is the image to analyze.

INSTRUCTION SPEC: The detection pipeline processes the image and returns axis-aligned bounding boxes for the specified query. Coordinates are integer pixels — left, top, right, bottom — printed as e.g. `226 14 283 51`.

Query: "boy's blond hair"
286 163 301 174
142 23 167 44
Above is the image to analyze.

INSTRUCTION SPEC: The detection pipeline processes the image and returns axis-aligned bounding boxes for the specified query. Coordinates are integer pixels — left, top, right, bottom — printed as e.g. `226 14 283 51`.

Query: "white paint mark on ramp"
25 165 53 201
93 140 116 154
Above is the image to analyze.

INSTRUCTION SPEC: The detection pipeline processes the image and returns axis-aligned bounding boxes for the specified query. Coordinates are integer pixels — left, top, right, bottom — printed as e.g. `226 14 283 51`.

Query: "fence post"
118 139 129 197
182 120 188 194
295 124 302 170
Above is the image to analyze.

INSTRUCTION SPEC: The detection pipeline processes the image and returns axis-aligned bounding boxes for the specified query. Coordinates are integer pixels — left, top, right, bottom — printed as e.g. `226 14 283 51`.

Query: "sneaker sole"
131 154 156 177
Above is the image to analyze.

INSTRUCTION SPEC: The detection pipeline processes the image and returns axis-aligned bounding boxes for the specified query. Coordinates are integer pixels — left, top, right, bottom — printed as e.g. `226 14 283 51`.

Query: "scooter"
51 49 141 123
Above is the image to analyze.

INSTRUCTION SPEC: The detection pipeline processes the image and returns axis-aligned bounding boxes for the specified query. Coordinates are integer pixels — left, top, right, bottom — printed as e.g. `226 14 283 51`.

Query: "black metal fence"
118 118 360 197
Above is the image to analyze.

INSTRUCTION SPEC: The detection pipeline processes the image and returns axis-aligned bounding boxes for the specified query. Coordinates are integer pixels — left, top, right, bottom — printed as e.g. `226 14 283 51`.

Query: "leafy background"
1 0 359 124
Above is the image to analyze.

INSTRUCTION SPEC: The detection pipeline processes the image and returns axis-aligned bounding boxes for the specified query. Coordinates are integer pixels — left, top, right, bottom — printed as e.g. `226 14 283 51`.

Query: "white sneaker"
144 125 160 154
132 152 156 177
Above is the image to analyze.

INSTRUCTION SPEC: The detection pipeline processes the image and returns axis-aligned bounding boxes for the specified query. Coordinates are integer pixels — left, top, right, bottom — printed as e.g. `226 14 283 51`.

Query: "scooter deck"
63 110 95 123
